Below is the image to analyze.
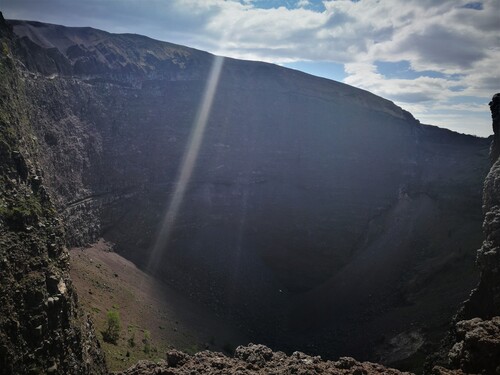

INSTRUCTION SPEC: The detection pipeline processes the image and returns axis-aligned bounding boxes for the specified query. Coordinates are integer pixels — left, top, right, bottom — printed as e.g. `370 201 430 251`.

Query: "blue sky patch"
375 60 462 80
449 85 467 92
240 0 326 12
461 2 483 10
448 96 490 105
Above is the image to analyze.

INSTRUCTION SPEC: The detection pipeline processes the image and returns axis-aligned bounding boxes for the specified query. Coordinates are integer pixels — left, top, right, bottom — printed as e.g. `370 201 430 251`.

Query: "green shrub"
143 330 151 354
127 330 136 348
103 310 121 344
2 41 9 56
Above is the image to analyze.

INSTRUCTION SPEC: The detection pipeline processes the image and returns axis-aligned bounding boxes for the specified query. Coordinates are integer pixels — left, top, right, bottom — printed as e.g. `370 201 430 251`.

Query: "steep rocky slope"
4 17 491 371
431 94 500 374
0 15 106 375
70 240 247 372
463 94 500 324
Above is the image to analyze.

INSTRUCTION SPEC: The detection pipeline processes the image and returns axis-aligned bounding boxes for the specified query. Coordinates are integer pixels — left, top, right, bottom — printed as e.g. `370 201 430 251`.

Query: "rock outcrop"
0 13 106 375
431 94 500 374
116 343 411 375
2 17 491 370
471 93 500 317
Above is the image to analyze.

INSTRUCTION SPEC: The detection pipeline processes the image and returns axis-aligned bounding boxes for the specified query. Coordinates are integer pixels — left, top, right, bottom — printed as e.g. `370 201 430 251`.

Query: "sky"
1 0 499 136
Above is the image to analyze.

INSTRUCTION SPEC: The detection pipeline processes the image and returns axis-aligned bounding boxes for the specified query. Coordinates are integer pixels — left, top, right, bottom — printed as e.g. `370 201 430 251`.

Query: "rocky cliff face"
0 14 106 375
469 93 500 319
2 16 492 372
432 94 500 375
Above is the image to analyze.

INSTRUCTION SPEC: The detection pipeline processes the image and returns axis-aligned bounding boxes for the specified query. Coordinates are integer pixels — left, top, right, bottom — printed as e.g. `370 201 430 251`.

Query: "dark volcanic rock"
9 19 208 84
0 13 106 375
3 16 492 372
471 93 500 317
430 94 500 374
448 317 500 373
116 343 412 375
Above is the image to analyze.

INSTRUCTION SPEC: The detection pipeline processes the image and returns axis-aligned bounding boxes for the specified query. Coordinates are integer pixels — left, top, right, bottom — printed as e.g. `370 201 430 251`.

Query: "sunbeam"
147 55 225 272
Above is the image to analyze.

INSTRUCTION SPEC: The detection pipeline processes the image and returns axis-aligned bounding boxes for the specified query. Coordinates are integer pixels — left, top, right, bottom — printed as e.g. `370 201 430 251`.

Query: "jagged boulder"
448 317 500 373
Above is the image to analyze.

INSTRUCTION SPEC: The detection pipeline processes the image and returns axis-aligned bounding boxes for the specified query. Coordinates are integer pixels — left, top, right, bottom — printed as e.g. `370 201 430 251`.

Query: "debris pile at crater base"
116 344 412 375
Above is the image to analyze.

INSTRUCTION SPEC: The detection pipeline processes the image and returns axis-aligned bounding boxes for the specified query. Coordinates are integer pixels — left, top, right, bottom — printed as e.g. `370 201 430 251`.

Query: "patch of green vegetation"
102 310 121 345
127 329 136 348
143 330 151 354
91 306 101 314
98 325 167 372
0 192 43 229
1 41 9 57
127 324 138 331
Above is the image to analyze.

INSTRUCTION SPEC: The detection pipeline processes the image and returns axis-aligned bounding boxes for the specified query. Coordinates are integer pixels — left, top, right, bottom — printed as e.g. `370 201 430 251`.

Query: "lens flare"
147 55 225 272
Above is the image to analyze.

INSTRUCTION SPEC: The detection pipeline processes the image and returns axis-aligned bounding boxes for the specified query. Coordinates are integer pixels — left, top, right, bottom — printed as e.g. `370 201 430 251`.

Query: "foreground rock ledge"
116 344 411 375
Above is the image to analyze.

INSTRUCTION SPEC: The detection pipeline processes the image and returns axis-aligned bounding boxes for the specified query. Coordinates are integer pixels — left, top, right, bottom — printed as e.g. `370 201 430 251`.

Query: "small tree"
103 310 120 344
